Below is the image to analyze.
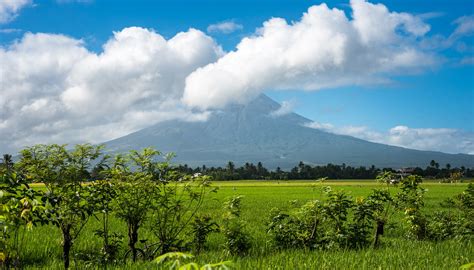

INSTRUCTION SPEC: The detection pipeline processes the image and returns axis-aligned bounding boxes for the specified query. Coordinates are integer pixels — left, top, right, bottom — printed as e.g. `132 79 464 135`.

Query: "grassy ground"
15 180 474 269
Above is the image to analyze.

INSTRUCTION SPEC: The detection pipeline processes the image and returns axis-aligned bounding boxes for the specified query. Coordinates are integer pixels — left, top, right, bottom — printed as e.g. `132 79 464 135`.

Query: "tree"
17 144 102 269
0 154 14 173
227 161 235 174
151 173 215 254
109 151 158 262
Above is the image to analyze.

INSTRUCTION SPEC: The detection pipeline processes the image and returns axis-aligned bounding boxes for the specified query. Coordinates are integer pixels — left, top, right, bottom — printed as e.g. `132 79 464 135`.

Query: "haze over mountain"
104 95 474 169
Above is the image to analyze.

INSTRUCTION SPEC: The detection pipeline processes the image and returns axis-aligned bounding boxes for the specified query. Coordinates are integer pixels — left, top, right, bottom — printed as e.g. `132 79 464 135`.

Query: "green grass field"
17 180 474 269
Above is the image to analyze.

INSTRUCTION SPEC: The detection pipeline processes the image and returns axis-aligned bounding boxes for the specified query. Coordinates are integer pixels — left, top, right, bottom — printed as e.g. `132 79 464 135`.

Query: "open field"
13 180 473 269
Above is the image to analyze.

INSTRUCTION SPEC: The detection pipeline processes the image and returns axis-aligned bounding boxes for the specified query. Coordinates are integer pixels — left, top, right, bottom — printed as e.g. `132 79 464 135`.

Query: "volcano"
104 95 474 169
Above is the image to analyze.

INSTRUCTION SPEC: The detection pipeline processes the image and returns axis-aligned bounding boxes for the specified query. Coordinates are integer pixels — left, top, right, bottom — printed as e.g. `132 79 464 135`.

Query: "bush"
191 215 219 254
222 196 251 256
267 187 392 250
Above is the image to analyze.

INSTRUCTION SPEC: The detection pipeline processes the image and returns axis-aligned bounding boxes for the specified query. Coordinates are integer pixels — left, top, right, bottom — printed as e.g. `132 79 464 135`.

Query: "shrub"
150 173 216 255
222 196 251 256
191 215 219 254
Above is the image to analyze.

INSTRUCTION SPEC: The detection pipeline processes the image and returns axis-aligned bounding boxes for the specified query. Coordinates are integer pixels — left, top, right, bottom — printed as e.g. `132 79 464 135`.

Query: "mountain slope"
104 95 474 169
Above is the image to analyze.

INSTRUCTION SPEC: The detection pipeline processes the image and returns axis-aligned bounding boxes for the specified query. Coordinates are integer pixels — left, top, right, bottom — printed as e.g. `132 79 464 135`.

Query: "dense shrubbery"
267 176 473 251
267 187 393 250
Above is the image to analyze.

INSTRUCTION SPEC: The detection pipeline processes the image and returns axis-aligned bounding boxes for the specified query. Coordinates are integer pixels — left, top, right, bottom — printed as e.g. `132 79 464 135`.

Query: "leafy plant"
17 144 101 269
222 196 251 256
150 173 216 255
366 189 393 247
394 175 428 240
0 164 44 268
191 215 219 254
110 152 158 262
154 252 232 270
89 179 122 264
268 186 395 250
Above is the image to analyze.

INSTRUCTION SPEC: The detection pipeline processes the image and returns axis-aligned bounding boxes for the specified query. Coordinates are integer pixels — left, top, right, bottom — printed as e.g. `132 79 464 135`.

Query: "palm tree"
1 153 14 172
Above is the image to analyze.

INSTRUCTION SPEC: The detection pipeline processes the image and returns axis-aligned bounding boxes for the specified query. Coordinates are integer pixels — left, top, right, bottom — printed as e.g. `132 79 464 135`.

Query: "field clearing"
17 180 474 269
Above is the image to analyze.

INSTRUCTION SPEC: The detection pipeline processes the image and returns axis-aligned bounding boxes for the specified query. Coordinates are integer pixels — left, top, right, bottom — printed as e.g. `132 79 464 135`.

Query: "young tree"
150 173 215 254
17 144 102 269
110 150 159 262
88 179 121 264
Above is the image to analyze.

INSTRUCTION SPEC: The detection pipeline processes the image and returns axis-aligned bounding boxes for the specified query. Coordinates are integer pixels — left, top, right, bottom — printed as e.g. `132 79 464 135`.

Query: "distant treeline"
176 160 474 180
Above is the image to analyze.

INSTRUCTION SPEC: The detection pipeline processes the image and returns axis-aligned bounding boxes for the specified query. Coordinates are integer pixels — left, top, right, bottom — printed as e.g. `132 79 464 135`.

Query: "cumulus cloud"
207 21 243 34
183 0 436 110
305 122 474 154
0 27 223 154
269 100 296 117
0 0 31 24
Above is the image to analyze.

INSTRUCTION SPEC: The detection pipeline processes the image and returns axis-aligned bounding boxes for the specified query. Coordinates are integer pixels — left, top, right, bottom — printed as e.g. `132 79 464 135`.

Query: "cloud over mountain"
0 0 471 156
183 0 436 110
0 27 222 153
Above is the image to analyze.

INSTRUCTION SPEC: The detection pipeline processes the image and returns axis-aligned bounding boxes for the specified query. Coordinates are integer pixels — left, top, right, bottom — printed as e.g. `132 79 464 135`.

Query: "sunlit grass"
16 180 474 269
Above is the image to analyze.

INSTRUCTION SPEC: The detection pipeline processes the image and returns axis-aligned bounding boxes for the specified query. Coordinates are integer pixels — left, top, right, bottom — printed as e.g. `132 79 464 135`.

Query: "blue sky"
0 0 473 154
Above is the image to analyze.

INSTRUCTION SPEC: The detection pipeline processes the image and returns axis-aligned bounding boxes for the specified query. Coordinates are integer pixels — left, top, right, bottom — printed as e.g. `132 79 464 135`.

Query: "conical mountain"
104 95 474 169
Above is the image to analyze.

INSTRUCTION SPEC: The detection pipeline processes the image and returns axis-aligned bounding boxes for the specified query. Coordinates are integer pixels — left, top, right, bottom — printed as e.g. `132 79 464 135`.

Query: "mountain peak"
104 95 474 169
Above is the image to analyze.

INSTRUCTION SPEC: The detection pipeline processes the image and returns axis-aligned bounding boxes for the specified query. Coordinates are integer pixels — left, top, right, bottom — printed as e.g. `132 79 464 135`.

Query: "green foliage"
396 175 425 210
0 164 44 267
110 151 159 262
436 183 474 240
191 215 219 254
154 252 232 270
0 179 472 268
222 196 251 256
2 143 473 269
376 171 396 185
395 175 429 240
150 174 216 255
16 144 103 269
89 179 123 264
267 187 395 250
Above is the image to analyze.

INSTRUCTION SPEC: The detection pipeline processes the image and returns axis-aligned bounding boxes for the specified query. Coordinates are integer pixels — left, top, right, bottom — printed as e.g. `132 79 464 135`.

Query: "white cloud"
305 122 474 154
452 15 474 37
421 15 474 52
305 122 335 130
0 28 22 33
207 21 243 34
0 27 223 154
183 0 436 110
0 0 31 24
56 0 93 3
269 99 296 117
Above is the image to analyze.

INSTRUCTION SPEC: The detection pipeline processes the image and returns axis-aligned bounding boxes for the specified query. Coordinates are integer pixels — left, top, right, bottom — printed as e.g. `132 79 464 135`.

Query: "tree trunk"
103 213 109 255
62 224 72 269
128 221 139 262
373 220 385 248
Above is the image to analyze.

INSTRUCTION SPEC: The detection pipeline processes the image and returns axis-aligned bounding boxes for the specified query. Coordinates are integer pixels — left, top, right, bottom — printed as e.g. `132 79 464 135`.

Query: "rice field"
15 180 474 269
